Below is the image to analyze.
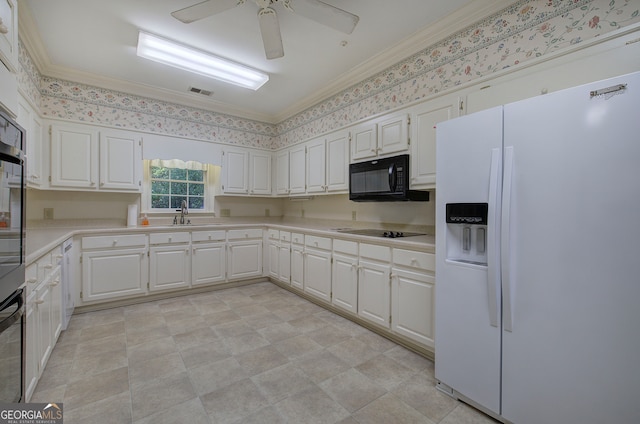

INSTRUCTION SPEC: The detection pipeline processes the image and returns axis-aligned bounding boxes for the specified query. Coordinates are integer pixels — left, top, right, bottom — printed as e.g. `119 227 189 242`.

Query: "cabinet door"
50 124 99 189
192 242 226 286
378 113 409 157
222 149 249 194
275 150 290 195
326 130 349 192
250 151 272 195
410 99 458 188
228 240 263 280
49 267 63 342
303 248 332 302
306 137 326 193
291 245 304 289
100 130 142 191
351 122 377 161
278 243 291 282
17 96 43 187
332 252 357 314
82 248 148 302
149 245 190 291
268 241 279 279
35 281 52 374
25 297 38 401
358 259 390 328
289 145 306 194
391 268 435 348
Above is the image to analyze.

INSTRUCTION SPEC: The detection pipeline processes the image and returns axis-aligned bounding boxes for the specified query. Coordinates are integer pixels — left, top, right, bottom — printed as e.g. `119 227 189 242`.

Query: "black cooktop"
335 228 425 238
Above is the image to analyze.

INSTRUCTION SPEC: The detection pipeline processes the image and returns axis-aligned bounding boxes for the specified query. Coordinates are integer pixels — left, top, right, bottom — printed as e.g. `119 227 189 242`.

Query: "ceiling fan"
171 0 359 60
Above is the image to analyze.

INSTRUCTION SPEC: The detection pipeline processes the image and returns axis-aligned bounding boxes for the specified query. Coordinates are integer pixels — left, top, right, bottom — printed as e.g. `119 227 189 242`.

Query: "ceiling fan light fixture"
137 31 269 90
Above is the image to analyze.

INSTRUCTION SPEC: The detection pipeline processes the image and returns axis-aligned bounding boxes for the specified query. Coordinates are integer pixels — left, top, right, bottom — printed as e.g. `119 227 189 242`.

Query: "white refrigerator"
435 71 640 424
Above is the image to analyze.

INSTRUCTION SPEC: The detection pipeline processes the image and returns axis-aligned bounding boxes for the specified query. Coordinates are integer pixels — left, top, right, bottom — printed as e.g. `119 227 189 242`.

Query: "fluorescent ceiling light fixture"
136 31 269 90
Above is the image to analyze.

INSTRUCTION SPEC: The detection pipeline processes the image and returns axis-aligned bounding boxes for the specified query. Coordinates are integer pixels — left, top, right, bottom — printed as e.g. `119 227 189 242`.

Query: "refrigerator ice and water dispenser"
445 203 488 266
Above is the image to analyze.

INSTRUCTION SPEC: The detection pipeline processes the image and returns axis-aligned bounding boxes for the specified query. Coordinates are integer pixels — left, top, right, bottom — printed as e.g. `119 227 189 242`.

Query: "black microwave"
349 154 429 202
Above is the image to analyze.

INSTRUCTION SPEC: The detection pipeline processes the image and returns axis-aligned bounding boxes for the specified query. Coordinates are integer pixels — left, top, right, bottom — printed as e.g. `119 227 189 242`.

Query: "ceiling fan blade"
292 0 359 34
258 8 284 60
171 0 240 23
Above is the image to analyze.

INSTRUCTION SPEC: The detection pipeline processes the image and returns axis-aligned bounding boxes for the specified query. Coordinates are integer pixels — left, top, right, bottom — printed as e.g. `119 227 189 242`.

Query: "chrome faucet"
179 199 188 225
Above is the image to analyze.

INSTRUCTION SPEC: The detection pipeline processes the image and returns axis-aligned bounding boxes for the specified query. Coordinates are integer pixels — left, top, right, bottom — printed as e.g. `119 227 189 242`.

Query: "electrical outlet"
220 209 231 217
265 209 270 217
44 208 54 220
352 211 357 221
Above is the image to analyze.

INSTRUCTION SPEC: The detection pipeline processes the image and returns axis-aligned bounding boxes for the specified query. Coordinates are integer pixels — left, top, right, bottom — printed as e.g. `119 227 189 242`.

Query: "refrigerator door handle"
486 148 501 328
501 146 515 332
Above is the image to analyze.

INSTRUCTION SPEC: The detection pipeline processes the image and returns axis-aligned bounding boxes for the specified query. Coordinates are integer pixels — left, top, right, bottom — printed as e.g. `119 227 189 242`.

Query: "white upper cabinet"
222 148 272 196
409 97 459 189
49 123 142 192
288 144 306 195
50 124 99 189
222 149 249 194
0 0 18 73
306 137 326 194
350 121 377 161
16 95 43 188
275 150 290 195
100 129 143 191
377 113 409 157
325 129 349 192
351 112 409 162
249 150 272 195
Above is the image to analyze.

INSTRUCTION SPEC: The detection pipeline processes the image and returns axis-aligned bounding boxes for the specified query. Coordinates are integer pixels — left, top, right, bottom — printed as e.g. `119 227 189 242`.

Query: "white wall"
26 190 140 222
281 193 435 229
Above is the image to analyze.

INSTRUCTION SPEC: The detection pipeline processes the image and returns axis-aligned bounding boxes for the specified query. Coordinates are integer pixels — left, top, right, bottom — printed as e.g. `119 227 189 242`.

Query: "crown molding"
18 0 513 126
273 0 513 123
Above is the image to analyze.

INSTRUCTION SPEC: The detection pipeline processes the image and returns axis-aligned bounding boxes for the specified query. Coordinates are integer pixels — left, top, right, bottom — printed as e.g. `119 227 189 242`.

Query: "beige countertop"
26 218 435 265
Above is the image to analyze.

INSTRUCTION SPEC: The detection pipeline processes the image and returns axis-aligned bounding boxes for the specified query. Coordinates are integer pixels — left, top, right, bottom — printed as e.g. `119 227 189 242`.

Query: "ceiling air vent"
188 87 213 96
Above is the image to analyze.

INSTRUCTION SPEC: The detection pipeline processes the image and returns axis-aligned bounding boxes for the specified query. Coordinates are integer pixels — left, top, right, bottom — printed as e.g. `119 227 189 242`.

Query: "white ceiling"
21 0 502 123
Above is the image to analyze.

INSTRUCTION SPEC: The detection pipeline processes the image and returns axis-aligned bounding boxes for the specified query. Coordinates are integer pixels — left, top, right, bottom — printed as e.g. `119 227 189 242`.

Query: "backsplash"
18 0 640 149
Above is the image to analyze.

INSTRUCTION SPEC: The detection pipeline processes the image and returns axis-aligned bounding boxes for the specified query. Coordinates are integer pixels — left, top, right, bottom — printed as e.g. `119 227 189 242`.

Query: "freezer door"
435 106 503 415
501 72 640 424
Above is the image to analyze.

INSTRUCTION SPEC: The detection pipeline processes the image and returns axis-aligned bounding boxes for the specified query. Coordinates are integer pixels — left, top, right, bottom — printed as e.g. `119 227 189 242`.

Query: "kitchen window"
144 159 218 212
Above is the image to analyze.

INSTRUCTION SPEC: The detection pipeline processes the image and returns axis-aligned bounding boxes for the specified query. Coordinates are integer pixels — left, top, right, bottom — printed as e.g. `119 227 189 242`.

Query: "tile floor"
31 282 498 424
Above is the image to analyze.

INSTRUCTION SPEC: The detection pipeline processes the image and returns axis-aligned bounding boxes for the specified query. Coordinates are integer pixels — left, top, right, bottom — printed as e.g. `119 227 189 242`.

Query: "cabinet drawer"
291 233 304 245
333 239 357 255
192 230 226 243
150 232 190 245
227 228 263 240
393 249 435 271
305 235 331 250
83 234 148 249
360 243 391 262
279 231 291 243
25 263 38 297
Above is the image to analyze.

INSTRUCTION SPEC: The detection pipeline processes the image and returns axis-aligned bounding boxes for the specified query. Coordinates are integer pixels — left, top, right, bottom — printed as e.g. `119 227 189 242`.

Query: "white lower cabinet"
24 248 63 402
331 240 358 314
357 244 391 328
267 230 280 280
149 232 191 292
391 248 436 348
227 229 263 280
303 235 332 302
290 233 304 290
191 230 226 286
25 292 38 401
81 234 148 302
278 232 291 283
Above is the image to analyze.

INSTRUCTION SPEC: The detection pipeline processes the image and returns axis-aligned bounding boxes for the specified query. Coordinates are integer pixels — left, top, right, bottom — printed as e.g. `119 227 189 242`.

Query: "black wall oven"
0 108 26 403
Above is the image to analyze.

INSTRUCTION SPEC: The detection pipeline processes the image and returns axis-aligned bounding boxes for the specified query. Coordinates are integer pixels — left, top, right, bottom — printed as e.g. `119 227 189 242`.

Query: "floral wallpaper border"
19 0 640 150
